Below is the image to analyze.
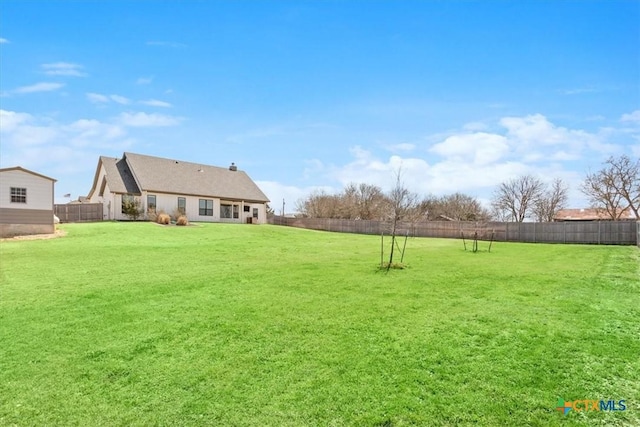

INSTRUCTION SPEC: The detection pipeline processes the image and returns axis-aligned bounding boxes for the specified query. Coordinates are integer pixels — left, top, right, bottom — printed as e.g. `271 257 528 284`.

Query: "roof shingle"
121 152 269 202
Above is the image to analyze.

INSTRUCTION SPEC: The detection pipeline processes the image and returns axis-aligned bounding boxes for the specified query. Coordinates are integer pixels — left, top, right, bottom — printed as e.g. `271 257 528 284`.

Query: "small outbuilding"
0 167 57 238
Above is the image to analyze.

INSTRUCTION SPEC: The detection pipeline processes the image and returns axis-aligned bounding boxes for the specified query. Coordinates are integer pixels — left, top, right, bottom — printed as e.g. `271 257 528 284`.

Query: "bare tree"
582 155 640 220
421 192 491 221
297 184 391 219
533 178 569 222
491 175 545 222
355 183 390 220
296 190 342 218
385 168 419 268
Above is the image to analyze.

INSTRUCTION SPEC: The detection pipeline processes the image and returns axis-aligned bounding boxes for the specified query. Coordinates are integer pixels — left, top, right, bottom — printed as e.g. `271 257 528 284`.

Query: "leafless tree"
296 190 342 218
419 193 490 221
296 184 391 220
491 174 545 222
581 155 640 219
533 178 569 222
343 183 390 220
385 168 419 268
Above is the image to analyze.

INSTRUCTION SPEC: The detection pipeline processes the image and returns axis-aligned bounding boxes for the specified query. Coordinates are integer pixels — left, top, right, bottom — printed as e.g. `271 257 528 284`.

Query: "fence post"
519 222 521 242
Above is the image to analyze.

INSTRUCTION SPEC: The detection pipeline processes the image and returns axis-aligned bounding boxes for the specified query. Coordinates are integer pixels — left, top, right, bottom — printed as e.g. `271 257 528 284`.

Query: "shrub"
176 215 189 226
122 197 144 220
172 208 186 221
147 211 158 222
157 213 171 225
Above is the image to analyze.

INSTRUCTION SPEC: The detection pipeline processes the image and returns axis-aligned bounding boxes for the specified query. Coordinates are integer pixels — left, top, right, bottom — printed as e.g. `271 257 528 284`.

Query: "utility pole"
282 198 285 216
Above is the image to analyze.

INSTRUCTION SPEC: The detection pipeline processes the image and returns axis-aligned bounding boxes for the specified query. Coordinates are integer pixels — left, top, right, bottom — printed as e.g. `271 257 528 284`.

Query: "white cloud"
0 110 59 146
136 76 153 85
86 92 110 103
0 110 33 132
110 95 131 105
65 119 127 147
1 109 134 152
13 82 65 94
139 99 172 108
41 62 87 77
118 112 182 127
85 93 132 105
498 113 605 159
256 180 336 214
315 114 627 208
500 114 565 145
331 147 431 192
0 38 9 44
621 110 640 123
430 132 509 165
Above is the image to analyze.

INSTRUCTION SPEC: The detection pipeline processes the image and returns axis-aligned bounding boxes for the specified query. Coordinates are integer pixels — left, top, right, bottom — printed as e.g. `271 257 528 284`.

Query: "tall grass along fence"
269 216 638 245
54 203 103 223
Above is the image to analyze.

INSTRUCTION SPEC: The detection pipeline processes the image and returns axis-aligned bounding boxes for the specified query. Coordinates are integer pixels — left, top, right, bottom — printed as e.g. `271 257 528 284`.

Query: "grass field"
1 222 638 426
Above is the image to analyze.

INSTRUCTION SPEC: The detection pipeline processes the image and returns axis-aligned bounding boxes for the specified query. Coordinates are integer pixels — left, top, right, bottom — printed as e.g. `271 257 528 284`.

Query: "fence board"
269 216 637 245
54 203 103 223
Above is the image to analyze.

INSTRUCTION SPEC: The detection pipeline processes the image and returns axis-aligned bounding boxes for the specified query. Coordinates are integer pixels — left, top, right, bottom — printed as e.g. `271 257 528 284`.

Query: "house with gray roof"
87 152 270 223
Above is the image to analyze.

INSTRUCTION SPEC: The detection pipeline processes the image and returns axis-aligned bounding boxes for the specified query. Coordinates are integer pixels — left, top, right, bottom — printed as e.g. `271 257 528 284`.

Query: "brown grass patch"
157 213 171 225
1 229 67 242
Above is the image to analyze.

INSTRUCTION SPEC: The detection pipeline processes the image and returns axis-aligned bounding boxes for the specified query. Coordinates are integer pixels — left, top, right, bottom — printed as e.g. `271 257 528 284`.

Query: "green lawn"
1 222 638 426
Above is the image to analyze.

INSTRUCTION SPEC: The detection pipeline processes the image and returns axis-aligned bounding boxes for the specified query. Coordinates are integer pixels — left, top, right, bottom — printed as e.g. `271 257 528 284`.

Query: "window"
253 208 259 219
147 195 157 213
220 204 232 219
233 205 239 219
244 205 250 212
178 197 186 214
199 199 213 216
122 194 134 213
10 187 26 203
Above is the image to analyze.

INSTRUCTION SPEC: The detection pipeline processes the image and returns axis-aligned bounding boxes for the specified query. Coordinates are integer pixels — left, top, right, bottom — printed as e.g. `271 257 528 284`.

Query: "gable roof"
102 156 141 194
89 152 269 203
0 166 57 182
554 208 637 221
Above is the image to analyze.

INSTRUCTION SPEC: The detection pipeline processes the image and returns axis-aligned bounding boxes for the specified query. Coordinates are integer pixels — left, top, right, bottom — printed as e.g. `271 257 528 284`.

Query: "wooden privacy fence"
54 203 103 223
269 216 638 245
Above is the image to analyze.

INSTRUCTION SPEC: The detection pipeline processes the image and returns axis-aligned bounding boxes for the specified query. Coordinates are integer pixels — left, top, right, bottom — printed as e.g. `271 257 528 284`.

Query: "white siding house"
0 167 56 237
86 152 270 223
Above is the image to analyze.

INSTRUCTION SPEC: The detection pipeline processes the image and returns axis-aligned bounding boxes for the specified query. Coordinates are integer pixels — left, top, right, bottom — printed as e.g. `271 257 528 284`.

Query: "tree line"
295 155 639 222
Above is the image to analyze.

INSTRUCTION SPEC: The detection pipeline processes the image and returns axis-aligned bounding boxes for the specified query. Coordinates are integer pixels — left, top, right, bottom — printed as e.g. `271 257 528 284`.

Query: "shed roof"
0 166 57 182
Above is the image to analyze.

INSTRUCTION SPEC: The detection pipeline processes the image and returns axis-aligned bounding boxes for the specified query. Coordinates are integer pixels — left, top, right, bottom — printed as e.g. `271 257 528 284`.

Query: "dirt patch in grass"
1 229 67 242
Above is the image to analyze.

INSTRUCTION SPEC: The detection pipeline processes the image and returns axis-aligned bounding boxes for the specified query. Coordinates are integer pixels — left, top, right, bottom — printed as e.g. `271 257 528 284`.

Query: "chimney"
229 162 237 171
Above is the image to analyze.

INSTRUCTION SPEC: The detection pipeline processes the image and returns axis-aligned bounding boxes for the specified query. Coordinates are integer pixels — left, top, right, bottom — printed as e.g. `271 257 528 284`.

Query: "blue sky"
1 1 638 212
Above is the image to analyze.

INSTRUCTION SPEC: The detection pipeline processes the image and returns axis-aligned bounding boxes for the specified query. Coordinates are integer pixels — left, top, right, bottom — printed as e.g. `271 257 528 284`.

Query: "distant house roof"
89 152 269 203
0 166 57 182
554 208 637 221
